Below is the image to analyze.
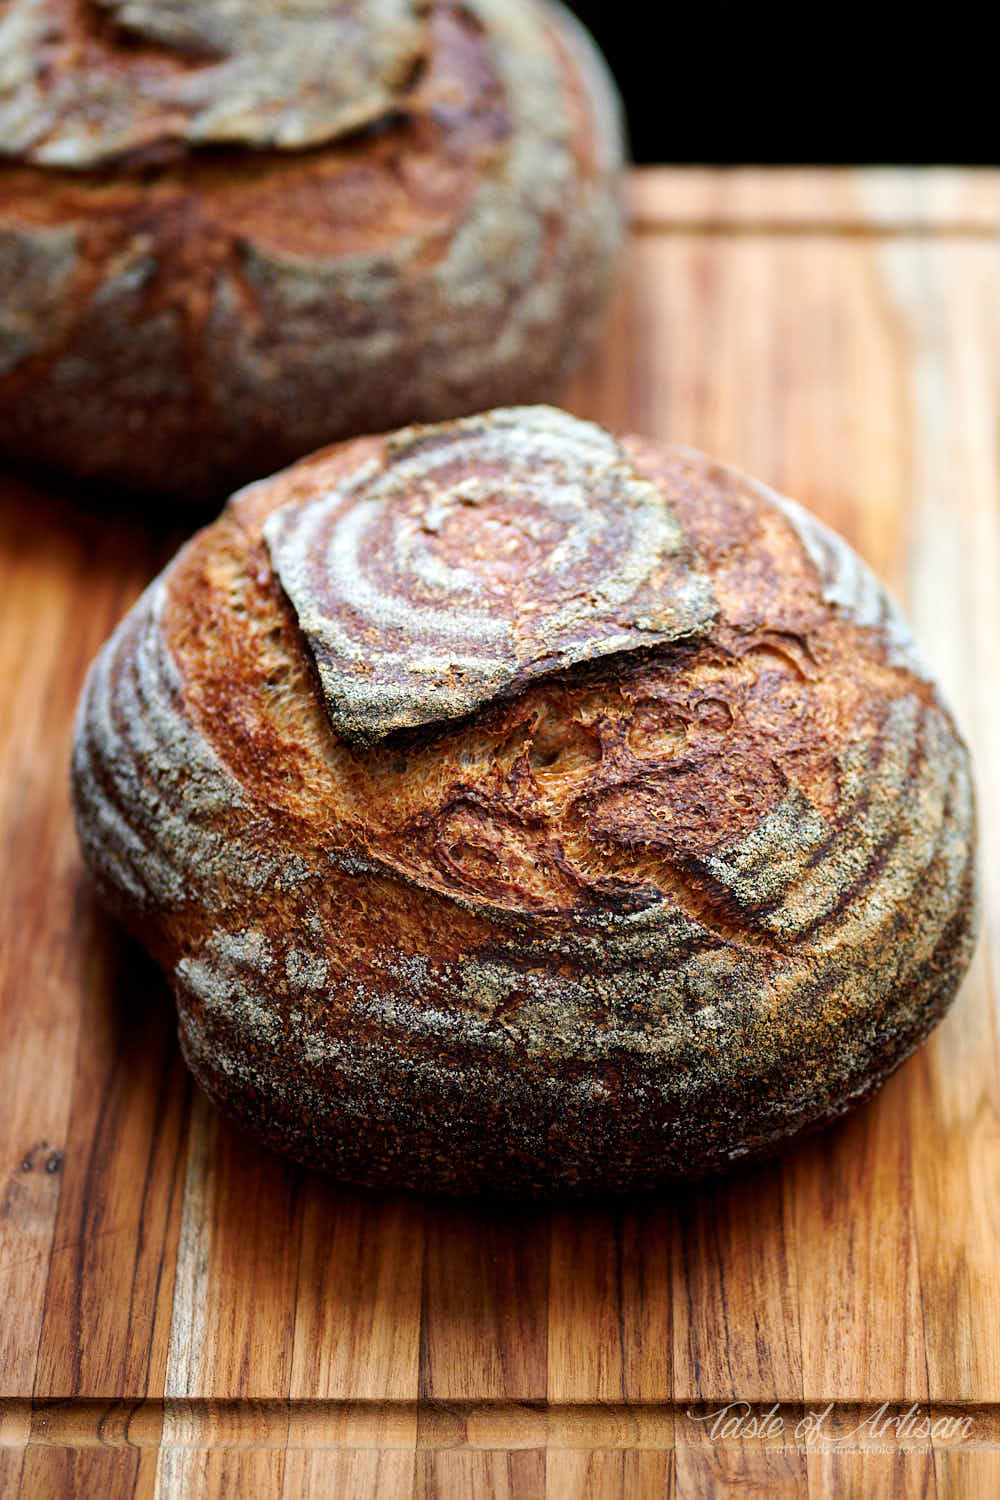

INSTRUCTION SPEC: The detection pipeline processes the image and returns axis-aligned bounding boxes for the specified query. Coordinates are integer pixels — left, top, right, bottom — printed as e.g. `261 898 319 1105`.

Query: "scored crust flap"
0 0 430 166
263 407 719 746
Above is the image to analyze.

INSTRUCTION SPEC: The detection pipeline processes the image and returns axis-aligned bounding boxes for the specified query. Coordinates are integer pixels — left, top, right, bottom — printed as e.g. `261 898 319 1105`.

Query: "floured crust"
71 410 979 1194
1 0 429 165
263 408 719 744
0 0 624 499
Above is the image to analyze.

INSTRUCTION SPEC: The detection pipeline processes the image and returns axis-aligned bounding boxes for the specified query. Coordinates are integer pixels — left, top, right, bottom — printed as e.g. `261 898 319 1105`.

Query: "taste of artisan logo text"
690 1400 976 1446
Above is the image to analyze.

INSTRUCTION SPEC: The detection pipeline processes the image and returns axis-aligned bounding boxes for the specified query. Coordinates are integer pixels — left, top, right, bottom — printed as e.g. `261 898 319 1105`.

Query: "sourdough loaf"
71 407 979 1194
0 0 622 500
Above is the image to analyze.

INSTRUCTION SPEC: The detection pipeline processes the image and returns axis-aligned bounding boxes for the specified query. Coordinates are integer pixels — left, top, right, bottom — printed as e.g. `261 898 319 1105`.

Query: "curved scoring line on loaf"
523 705 910 958
171 693 974 1083
741 471 931 681
72 578 309 910
696 694 959 947
73 583 234 902
326 486 507 646
264 408 718 746
0 0 428 166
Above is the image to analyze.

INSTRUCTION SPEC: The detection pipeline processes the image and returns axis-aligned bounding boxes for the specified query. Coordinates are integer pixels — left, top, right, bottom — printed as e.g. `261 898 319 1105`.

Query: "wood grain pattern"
1 168 999 1498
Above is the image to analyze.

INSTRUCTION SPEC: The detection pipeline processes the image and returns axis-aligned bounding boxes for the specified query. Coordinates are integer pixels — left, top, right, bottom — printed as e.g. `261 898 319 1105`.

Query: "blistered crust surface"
71 417 979 1192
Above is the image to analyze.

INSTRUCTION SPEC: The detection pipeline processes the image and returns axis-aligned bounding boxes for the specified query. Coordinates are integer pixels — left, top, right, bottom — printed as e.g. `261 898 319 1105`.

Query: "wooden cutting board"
2 169 999 1500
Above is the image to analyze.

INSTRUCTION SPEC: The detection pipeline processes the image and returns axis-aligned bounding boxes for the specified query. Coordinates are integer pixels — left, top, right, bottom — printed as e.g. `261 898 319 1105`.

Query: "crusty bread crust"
72 408 979 1194
0 0 623 500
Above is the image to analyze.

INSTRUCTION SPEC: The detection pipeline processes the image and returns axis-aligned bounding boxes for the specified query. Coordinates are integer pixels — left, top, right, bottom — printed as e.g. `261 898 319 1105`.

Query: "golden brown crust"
71 409 979 1194
0 0 623 500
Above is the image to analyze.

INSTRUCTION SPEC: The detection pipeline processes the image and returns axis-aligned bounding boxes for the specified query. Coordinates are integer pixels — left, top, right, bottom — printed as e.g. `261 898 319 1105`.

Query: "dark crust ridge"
0 0 624 500
70 416 980 1195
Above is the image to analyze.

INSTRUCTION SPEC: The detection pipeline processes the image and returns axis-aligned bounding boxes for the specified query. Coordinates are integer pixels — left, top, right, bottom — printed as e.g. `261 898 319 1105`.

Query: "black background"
564 6 992 166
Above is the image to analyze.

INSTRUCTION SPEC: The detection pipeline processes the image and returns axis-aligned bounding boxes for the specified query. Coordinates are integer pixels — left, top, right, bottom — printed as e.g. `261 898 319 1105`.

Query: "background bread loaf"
71 406 979 1195
0 0 623 500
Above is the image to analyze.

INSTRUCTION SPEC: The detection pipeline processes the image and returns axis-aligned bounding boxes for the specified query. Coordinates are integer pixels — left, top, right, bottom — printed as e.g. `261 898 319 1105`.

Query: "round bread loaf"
71 407 979 1194
0 0 622 501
